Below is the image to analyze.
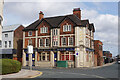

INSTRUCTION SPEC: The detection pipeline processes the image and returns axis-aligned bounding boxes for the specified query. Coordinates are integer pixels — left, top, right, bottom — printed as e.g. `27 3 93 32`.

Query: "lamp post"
27 45 33 70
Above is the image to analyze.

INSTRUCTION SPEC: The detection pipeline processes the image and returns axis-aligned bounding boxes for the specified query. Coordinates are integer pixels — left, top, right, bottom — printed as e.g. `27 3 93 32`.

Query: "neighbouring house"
0 0 4 54
94 40 103 66
103 51 112 64
22 8 95 68
0 24 24 62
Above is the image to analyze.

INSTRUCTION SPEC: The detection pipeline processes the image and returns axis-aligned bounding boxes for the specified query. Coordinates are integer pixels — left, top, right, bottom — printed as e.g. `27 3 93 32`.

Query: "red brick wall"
25 31 36 37
94 54 97 67
25 38 35 48
94 40 103 66
60 18 75 35
37 20 50 36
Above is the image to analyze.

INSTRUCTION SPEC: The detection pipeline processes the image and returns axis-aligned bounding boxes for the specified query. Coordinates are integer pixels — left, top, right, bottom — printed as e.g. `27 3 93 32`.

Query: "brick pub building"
22 8 95 68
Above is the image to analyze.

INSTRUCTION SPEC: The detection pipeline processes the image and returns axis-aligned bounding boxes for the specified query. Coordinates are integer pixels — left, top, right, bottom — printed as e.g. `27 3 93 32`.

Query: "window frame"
63 24 71 32
39 39 43 47
4 41 7 48
28 31 32 36
62 37 66 46
68 37 73 46
45 38 49 47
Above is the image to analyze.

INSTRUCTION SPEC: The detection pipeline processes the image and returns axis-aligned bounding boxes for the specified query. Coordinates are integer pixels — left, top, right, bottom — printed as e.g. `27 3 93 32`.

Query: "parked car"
117 59 120 64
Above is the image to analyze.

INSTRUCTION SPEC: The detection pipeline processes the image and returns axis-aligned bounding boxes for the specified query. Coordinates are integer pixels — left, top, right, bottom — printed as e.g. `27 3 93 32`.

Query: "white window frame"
4 41 7 48
53 41 58 46
5 34 8 37
40 27 48 33
63 24 71 32
9 41 11 48
62 37 66 46
28 31 32 36
68 37 73 46
45 38 49 47
28 39 32 45
39 39 43 47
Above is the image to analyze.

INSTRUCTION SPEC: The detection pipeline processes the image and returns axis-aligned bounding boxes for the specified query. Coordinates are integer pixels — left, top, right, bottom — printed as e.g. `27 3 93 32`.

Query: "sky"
2 1 118 57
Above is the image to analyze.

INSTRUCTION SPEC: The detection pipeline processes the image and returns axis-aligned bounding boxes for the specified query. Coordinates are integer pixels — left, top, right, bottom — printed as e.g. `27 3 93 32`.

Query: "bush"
1 59 21 75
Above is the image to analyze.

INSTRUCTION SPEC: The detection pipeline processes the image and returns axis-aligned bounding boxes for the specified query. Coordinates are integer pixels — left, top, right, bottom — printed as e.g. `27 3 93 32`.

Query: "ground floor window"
60 52 74 61
39 52 50 61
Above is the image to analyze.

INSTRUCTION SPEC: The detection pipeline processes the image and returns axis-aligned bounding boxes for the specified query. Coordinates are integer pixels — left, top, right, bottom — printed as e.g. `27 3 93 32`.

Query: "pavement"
0 69 42 79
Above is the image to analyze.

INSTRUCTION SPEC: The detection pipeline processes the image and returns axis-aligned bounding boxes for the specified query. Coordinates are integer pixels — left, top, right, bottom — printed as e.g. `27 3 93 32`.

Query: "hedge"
0 59 21 75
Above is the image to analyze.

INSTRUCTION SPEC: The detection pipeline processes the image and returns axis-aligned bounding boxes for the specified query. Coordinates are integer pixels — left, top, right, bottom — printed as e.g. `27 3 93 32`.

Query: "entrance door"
54 52 57 66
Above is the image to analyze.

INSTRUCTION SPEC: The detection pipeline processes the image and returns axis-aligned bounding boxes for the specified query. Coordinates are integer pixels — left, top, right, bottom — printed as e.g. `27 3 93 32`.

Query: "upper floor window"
9 41 11 47
68 37 73 46
28 39 32 45
5 34 8 37
63 24 71 32
62 37 66 46
53 41 58 46
28 31 32 36
45 38 49 47
40 27 48 33
53 29 58 35
5 41 7 48
39 39 43 47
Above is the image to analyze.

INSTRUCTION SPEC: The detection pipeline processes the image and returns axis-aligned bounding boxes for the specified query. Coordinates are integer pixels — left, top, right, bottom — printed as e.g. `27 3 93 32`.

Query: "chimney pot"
39 11 44 20
73 8 81 20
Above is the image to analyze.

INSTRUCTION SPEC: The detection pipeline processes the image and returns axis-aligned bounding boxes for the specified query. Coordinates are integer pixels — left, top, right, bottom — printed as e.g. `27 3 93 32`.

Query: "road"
23 62 119 79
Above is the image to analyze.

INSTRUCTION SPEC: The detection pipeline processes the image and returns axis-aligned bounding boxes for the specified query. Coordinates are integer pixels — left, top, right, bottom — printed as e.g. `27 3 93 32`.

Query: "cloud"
3 2 118 56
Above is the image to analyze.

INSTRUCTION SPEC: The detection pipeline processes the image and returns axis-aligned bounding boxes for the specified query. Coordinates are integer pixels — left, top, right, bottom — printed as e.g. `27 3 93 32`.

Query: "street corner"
1 69 43 79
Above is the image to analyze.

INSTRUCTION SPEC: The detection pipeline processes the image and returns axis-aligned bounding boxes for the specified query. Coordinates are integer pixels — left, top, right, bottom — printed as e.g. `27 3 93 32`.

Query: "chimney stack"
39 11 44 20
73 8 81 20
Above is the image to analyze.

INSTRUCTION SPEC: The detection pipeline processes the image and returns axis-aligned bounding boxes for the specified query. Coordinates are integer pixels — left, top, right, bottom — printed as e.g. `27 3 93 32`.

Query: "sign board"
27 45 33 54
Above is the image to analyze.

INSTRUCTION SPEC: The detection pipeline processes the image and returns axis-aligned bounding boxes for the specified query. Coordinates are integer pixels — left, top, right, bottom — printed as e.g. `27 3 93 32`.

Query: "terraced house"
22 8 95 68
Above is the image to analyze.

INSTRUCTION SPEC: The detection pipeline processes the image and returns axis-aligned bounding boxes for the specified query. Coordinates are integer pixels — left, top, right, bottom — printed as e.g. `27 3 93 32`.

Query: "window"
0 40 2 47
39 39 43 47
5 41 7 48
28 39 32 45
28 31 32 36
53 29 58 35
40 27 48 33
61 52 74 61
39 53 50 61
63 24 71 32
62 37 66 46
53 41 58 46
9 41 11 47
5 34 8 37
45 38 49 47
68 37 73 45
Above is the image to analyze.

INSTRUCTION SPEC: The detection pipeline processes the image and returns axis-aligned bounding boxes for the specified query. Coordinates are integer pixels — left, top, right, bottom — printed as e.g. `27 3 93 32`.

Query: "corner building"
23 8 95 68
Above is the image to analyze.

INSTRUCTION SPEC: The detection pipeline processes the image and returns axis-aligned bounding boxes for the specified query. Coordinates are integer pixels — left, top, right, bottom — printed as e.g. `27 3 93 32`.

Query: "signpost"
27 45 33 70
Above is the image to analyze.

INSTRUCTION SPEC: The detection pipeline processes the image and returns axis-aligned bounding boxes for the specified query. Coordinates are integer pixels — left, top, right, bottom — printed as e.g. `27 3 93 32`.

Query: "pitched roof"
23 14 95 32
2 24 22 32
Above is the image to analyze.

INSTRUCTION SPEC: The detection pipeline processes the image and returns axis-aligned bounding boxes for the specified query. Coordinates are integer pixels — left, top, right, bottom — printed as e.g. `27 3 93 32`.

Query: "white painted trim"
61 34 75 36
68 37 73 46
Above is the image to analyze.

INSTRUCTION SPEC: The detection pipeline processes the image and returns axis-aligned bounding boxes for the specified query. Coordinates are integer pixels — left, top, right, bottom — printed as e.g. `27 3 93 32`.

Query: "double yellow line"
30 71 43 78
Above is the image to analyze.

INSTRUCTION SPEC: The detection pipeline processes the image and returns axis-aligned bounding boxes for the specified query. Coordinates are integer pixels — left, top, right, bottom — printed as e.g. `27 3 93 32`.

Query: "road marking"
30 71 43 78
